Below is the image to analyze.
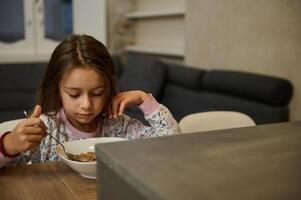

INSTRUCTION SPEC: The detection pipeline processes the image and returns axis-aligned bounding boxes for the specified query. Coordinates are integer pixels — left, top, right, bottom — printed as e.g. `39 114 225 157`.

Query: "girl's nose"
81 95 92 110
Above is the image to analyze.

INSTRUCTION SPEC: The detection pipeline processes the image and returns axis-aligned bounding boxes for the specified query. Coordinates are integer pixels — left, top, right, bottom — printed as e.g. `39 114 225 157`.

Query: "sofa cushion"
199 91 289 124
118 53 166 98
0 109 32 123
0 90 36 109
0 63 45 122
160 84 215 121
163 62 206 90
202 70 293 106
160 84 289 124
112 55 123 78
0 63 45 90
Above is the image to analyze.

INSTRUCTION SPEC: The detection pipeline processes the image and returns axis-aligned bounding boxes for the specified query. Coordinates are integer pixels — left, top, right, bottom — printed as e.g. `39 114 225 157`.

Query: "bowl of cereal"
56 137 127 179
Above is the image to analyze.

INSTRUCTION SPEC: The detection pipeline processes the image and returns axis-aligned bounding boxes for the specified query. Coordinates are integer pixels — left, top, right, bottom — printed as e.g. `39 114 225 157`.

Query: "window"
0 0 107 63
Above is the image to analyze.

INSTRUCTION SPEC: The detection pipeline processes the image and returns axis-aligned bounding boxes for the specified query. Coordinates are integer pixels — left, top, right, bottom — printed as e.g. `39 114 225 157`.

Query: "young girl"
0 34 181 167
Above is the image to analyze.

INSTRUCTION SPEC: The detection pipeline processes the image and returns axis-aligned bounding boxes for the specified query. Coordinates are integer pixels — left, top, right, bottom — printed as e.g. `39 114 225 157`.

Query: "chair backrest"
0 118 25 135
179 111 256 134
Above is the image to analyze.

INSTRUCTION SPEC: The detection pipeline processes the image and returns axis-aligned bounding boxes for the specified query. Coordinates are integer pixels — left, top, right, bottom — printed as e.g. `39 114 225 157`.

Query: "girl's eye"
69 94 80 98
93 91 105 96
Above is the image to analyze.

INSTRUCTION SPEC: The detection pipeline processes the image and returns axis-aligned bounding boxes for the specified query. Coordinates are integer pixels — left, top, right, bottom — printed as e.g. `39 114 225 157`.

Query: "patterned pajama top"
0 95 181 167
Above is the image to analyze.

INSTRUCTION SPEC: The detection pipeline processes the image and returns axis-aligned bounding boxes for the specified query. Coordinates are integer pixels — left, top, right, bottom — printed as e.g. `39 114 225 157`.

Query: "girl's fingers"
20 118 47 135
22 118 41 128
15 134 44 152
118 102 125 116
23 126 45 135
25 135 44 143
111 97 121 118
22 141 41 153
30 105 42 118
113 98 129 117
110 103 116 118
111 92 140 117
111 91 147 118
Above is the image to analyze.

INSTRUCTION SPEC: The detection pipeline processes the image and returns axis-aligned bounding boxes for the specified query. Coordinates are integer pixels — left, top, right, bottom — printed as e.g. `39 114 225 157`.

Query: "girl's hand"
110 90 149 118
3 105 46 155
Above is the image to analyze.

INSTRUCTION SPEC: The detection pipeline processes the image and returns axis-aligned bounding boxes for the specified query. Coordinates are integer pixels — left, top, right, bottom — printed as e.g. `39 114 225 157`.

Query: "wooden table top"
0 161 96 200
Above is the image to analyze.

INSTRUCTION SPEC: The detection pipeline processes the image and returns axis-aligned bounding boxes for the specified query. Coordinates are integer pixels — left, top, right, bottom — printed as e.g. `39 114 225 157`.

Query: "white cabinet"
0 0 107 64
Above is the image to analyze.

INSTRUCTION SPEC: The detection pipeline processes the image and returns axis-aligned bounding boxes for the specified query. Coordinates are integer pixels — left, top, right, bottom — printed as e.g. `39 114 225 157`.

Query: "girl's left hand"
110 90 148 118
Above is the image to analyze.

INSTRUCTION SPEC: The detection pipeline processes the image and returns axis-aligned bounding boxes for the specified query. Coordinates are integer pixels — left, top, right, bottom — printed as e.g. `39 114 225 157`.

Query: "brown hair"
36 34 117 118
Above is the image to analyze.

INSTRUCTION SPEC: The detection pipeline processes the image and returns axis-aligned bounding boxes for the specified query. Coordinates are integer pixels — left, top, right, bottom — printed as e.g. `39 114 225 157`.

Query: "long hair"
36 34 117 118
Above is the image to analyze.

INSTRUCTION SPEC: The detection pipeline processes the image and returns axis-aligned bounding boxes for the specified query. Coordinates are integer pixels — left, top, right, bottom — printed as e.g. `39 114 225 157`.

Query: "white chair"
179 111 256 134
0 118 25 135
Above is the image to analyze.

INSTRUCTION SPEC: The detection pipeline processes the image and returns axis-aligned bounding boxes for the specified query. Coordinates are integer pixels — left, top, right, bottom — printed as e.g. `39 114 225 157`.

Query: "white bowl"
56 137 127 179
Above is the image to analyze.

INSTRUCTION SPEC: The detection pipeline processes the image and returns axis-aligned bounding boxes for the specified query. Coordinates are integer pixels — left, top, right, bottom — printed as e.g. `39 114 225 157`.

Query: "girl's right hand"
3 105 46 155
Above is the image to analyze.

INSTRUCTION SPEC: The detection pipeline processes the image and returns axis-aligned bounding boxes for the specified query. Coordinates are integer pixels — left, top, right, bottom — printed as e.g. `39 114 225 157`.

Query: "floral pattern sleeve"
104 95 181 139
129 104 181 139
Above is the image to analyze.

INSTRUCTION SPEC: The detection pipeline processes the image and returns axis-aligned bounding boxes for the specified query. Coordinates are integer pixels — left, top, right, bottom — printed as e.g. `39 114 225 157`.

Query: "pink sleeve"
0 132 20 168
0 153 17 168
138 94 160 116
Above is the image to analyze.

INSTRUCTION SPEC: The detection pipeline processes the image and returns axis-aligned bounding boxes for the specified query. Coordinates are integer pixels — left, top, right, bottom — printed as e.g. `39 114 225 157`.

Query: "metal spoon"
23 110 87 162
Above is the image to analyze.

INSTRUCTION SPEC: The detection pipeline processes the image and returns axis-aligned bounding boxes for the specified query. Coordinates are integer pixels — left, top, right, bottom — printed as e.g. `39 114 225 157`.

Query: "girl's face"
60 66 107 132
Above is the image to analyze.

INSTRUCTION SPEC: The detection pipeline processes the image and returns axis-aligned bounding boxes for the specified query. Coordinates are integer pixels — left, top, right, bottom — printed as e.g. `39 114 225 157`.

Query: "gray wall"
185 0 301 121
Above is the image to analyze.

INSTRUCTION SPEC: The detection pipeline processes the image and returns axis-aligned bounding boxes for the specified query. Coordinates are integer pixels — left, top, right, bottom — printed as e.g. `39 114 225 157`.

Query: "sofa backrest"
162 62 293 124
117 53 293 125
0 63 46 122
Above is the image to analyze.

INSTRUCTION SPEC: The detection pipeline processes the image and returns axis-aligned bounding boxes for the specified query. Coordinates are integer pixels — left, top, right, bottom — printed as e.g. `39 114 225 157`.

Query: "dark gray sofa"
0 53 293 125
0 63 46 122
117 53 293 125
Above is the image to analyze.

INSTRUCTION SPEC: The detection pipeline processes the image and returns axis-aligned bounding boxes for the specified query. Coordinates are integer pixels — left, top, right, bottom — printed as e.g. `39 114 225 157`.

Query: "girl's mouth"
77 113 94 118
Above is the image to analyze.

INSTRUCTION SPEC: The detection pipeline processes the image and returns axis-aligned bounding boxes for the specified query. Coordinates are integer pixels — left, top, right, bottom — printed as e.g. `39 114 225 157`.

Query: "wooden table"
0 161 96 200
